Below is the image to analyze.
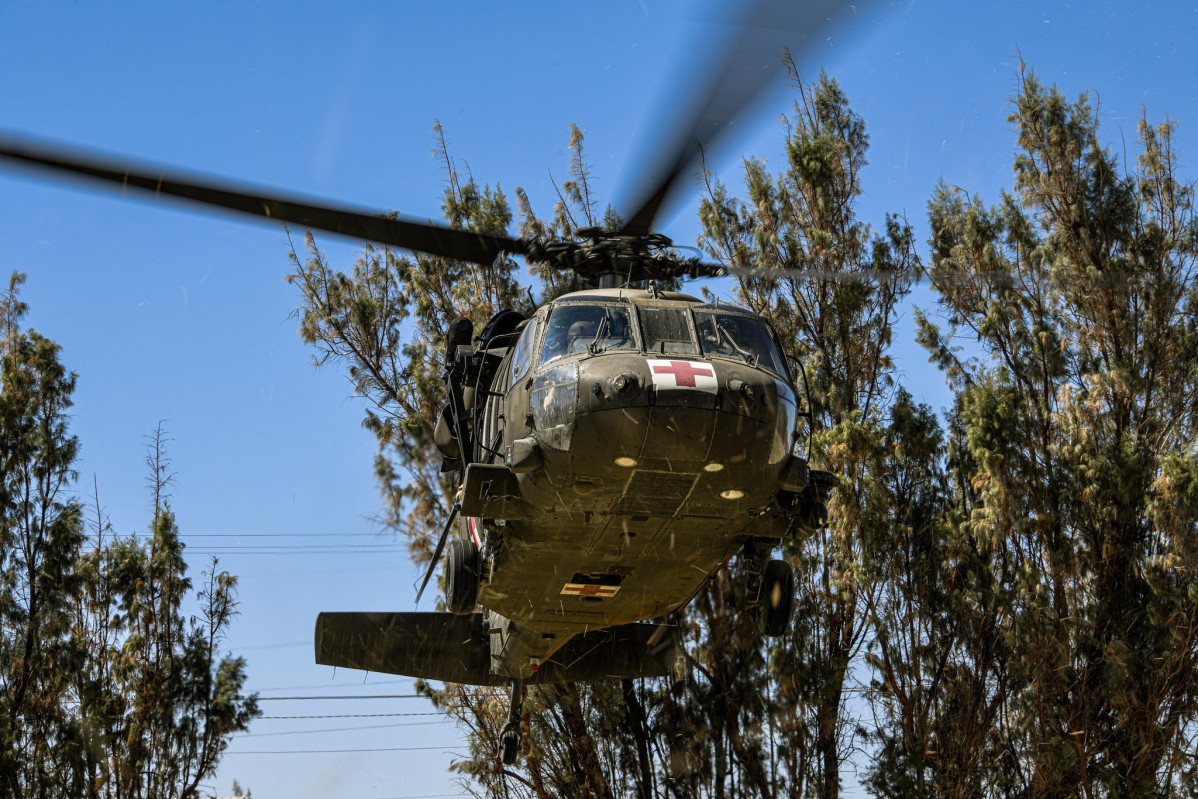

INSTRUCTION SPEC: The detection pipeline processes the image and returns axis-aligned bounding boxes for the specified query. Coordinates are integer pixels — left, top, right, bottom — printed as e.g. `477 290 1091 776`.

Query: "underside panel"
612 470 697 516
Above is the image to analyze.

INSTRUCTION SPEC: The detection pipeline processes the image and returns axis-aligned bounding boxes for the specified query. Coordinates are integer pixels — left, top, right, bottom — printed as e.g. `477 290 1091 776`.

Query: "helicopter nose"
568 357 794 472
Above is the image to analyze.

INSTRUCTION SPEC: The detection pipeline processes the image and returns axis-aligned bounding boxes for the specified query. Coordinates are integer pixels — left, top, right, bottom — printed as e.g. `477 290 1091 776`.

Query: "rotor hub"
522 230 711 287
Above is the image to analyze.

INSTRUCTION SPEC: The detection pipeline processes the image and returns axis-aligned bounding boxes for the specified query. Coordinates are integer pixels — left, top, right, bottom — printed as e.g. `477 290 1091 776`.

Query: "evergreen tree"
0 275 259 798
892 69 1198 795
69 425 259 798
699 64 919 798
291 67 917 796
288 122 531 570
0 271 85 798
291 67 1198 798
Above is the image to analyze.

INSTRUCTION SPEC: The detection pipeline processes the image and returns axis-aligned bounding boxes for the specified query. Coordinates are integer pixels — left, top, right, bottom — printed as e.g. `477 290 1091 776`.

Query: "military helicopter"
0 0 860 765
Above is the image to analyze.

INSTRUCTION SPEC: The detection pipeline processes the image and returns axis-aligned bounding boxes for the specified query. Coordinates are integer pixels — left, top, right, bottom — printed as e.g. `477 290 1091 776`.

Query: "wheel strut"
742 537 772 607
500 681 525 766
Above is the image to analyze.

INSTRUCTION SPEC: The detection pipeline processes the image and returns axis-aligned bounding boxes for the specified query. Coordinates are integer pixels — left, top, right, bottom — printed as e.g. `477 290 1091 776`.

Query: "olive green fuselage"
464 289 804 678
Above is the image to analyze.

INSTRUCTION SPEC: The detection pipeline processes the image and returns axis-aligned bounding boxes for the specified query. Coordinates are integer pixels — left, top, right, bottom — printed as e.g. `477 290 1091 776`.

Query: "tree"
0 274 259 798
699 63 919 798
292 123 658 798
69 422 259 799
294 61 1198 799
291 62 919 796
895 68 1198 795
0 271 85 798
288 122 531 570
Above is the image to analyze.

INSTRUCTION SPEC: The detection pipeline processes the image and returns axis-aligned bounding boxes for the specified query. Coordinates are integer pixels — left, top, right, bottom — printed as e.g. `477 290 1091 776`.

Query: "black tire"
760 559 795 637
501 728 520 765
445 538 480 615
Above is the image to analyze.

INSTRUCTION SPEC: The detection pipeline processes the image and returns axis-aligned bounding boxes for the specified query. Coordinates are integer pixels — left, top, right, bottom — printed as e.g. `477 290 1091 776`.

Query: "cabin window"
640 307 696 354
540 304 636 365
694 311 787 375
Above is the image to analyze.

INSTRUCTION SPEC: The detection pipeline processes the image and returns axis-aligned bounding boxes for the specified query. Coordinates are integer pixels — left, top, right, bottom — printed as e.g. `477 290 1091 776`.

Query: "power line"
124 532 393 539
242 719 452 737
237 640 309 651
186 543 398 549
192 549 399 555
186 552 401 558
260 712 441 719
256 694 429 701
186 548 402 556
180 533 389 538
256 678 413 691
224 744 464 754
187 553 401 559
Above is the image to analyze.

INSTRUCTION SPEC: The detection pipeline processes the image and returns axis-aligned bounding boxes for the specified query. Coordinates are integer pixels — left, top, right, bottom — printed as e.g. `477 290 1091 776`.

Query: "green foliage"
69 504 259 799
700 63 920 799
287 122 537 566
0 280 85 798
291 63 1198 799
893 68 1198 795
0 281 258 798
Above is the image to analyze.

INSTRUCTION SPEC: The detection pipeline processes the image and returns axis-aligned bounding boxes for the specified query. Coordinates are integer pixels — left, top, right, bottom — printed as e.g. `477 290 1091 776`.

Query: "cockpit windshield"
640 307 696 354
537 301 787 377
540 304 637 365
694 310 787 376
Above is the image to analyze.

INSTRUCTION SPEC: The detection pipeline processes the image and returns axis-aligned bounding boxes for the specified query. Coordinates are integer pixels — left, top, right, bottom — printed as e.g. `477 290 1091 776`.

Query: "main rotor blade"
619 0 860 237
717 264 908 282
715 263 1015 289
0 133 527 266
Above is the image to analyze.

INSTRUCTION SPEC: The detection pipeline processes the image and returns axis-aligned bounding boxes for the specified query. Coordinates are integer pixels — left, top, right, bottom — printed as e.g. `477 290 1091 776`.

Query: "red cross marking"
652 360 714 387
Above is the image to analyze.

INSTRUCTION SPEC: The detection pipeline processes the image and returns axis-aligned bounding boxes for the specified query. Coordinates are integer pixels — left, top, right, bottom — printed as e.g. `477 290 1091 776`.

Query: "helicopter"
311 238 834 764
0 0 858 766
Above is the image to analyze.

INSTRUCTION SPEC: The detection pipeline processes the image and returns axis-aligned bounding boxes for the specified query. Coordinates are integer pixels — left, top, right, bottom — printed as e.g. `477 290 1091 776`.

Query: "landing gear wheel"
501 726 520 765
445 538 480 614
760 559 795 637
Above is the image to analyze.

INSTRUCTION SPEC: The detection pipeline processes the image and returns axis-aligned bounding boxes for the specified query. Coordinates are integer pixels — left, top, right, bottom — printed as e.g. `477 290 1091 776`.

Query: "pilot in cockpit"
542 305 635 364
567 318 599 353
564 308 630 354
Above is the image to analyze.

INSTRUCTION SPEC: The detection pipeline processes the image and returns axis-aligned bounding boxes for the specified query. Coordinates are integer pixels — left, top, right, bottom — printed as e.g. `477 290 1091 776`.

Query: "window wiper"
715 319 755 365
588 310 611 355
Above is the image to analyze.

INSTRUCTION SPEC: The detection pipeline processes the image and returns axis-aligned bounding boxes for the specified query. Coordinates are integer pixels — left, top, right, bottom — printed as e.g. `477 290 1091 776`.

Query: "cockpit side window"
640 307 696 354
510 319 538 383
539 304 636 365
695 311 787 375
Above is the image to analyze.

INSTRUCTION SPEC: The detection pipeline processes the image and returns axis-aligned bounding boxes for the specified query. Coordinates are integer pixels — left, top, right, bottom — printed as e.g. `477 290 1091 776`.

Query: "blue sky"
0 1 1195 797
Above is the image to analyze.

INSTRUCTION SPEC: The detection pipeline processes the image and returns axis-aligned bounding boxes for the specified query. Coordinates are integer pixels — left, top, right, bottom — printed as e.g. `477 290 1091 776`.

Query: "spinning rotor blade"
0 133 527 266
717 264 901 282
716 263 1014 289
619 0 859 237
